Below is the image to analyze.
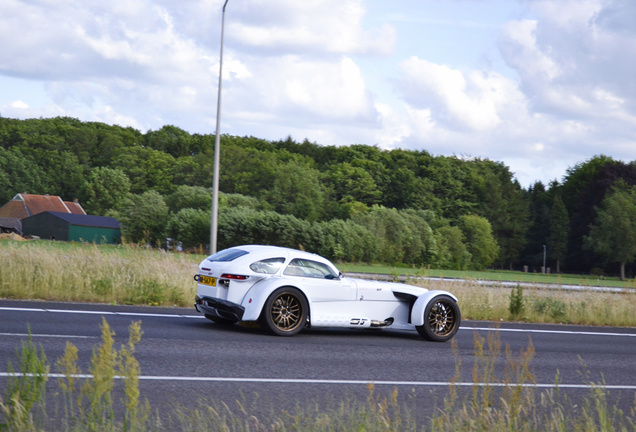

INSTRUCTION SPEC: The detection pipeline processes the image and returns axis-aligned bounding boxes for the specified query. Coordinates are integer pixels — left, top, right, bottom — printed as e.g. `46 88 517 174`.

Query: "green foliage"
0 147 50 203
165 185 212 213
125 280 169 305
560 156 636 273
112 147 176 194
509 285 525 318
3 116 636 275
220 192 264 210
585 182 636 280
265 160 327 222
435 226 471 270
530 297 567 320
118 191 170 246
0 331 49 430
55 318 148 431
325 162 382 207
549 194 569 272
82 167 131 215
459 214 499 270
167 208 210 249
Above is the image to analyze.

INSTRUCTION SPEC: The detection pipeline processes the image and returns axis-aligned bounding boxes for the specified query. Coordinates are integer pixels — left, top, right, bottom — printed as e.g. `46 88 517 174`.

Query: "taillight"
221 273 249 280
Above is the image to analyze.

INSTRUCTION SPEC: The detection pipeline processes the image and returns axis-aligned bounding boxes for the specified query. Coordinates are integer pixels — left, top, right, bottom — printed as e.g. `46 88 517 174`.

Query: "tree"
0 147 49 202
436 226 471 270
474 160 529 269
266 161 327 222
118 191 169 246
585 183 636 280
167 208 210 249
460 214 499 270
326 162 381 207
82 167 131 215
145 125 193 158
111 147 176 194
560 155 627 273
548 195 569 273
165 185 211 213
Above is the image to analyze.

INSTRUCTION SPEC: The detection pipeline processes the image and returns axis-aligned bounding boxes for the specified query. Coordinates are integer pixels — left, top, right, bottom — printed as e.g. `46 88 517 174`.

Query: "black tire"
416 295 461 342
261 287 308 336
204 314 238 325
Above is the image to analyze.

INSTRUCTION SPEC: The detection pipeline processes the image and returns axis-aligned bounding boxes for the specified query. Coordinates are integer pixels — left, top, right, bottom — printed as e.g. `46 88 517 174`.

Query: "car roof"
226 245 330 263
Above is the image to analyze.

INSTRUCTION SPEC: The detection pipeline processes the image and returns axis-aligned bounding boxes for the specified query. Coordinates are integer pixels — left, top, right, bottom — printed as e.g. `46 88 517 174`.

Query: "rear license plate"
198 275 217 286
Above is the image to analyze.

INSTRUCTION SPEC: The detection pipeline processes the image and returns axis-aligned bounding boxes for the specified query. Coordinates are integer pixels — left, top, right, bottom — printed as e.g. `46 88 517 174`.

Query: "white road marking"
464 327 636 338
0 372 634 390
0 333 94 339
0 306 204 319
2 306 635 338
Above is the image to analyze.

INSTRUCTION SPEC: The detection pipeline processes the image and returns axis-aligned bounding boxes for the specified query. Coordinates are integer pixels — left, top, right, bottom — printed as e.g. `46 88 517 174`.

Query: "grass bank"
0 240 199 307
1 239 635 327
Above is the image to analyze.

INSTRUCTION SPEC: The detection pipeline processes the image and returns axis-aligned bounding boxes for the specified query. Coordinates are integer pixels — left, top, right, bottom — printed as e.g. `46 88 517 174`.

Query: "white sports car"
194 245 461 342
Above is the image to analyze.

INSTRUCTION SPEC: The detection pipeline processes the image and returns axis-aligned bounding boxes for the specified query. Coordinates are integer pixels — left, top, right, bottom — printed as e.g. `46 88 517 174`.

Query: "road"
1 299 635 425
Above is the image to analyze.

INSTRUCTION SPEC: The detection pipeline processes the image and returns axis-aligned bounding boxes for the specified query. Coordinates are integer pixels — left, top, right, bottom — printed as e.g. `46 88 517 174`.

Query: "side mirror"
325 272 343 280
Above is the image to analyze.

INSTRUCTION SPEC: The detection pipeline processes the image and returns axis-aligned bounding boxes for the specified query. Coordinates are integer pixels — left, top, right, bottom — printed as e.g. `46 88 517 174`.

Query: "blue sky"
1 0 634 187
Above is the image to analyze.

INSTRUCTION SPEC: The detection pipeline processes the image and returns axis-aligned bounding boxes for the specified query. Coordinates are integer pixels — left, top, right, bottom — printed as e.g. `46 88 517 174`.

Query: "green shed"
22 211 121 244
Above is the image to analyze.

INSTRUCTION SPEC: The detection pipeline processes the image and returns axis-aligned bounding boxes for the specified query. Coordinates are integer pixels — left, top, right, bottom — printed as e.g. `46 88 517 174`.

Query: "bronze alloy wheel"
416 295 461 342
262 287 308 336
428 299 456 335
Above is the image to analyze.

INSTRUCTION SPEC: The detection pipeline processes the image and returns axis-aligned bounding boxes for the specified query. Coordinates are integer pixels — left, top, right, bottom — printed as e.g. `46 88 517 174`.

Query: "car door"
282 258 356 302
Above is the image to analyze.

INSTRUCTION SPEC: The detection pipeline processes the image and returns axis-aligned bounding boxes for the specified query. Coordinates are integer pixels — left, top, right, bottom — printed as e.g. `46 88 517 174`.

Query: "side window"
283 259 338 279
250 257 285 274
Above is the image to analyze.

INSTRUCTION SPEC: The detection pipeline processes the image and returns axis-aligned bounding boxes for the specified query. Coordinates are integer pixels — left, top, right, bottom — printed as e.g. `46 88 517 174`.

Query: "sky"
1 0 635 188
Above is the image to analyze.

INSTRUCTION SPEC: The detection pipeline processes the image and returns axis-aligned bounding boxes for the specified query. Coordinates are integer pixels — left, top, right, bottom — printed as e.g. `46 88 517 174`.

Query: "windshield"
206 248 248 262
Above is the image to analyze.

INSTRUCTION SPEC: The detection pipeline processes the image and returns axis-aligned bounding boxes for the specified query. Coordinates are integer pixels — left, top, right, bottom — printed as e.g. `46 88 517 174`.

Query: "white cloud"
397 57 527 132
229 0 396 55
500 0 636 122
10 100 29 109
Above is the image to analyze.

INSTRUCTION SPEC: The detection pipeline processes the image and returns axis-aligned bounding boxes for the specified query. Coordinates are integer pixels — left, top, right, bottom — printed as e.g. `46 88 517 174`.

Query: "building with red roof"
0 193 86 219
0 193 88 236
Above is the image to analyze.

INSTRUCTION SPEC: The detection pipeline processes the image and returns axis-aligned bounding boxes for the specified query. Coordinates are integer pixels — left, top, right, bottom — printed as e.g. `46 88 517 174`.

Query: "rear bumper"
194 295 245 322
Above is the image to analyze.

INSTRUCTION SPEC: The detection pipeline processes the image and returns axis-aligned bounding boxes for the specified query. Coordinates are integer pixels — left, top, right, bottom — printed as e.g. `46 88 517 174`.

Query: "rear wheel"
416 295 461 342
261 287 308 336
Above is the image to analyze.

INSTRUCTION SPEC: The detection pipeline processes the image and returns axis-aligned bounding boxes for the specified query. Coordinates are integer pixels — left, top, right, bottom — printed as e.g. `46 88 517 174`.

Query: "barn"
22 211 121 244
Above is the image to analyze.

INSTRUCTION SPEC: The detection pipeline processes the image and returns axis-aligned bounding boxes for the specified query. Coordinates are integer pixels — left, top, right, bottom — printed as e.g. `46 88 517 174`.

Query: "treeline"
1 116 635 277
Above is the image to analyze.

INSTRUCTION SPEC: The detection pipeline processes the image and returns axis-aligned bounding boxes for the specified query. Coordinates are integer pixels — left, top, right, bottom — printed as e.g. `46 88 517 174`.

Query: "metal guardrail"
345 272 633 294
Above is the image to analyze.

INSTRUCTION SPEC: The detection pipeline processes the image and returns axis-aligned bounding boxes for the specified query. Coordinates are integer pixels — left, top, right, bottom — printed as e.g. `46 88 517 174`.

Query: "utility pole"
210 0 230 254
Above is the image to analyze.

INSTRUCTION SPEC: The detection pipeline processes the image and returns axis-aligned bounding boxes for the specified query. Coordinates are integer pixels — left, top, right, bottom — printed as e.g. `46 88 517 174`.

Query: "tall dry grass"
0 240 199 306
416 279 636 327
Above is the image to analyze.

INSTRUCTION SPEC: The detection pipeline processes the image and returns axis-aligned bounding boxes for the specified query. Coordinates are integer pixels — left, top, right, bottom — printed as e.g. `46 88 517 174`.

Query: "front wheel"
261 287 308 336
416 295 461 342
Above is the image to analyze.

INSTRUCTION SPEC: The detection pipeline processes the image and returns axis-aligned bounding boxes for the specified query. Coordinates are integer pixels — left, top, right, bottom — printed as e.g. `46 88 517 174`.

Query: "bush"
167 208 210 249
531 296 567 320
509 285 525 318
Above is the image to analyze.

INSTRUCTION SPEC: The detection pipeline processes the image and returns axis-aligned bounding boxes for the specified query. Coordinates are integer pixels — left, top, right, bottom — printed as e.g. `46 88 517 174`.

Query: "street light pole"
543 244 546 274
210 0 229 254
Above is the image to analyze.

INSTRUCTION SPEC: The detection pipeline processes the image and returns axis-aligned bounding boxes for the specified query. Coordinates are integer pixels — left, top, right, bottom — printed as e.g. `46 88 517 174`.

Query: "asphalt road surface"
1 299 635 426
